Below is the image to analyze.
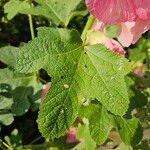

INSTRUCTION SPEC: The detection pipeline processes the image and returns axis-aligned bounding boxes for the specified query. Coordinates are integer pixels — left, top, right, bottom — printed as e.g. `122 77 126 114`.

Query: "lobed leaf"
16 27 130 139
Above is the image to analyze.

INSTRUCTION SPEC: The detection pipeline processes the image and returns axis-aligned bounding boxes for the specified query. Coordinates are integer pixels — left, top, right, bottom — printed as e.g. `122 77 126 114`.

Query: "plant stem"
0 140 13 150
29 136 42 144
146 49 150 69
28 14 35 40
81 15 95 41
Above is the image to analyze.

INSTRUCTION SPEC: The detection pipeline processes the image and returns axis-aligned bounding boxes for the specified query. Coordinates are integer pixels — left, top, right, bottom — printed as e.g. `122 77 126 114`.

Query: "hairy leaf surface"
79 103 114 144
16 27 130 139
0 46 18 67
115 117 143 145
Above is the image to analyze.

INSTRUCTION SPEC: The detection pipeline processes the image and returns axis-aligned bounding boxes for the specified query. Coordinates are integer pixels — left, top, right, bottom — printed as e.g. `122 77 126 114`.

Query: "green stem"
29 136 42 144
146 49 150 69
0 140 13 150
28 14 35 40
81 15 95 41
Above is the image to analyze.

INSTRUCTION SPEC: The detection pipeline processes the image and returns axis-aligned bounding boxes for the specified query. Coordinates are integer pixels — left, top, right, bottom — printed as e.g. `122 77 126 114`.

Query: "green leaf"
37 83 80 139
81 44 129 115
0 78 14 126
79 102 114 144
128 38 150 63
0 68 42 116
89 105 114 144
20 0 85 27
16 27 83 73
16 27 130 139
125 75 147 113
73 122 96 150
115 117 143 146
0 95 13 110
0 46 18 67
115 142 133 150
0 111 14 126
4 0 30 20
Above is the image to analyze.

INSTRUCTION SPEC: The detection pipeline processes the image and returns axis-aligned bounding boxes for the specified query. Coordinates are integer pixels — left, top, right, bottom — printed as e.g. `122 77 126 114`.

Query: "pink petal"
90 19 150 47
117 19 150 47
102 38 126 56
86 0 150 24
117 22 135 47
91 19 105 31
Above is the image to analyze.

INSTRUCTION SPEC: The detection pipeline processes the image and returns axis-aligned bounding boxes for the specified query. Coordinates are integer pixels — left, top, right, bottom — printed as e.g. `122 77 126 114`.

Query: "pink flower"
92 19 150 47
65 127 82 143
86 0 150 47
86 0 150 24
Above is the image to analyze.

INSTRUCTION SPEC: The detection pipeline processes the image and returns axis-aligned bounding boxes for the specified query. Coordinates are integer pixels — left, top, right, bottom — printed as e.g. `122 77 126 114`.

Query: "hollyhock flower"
91 19 150 47
86 0 150 47
86 0 150 24
65 127 82 143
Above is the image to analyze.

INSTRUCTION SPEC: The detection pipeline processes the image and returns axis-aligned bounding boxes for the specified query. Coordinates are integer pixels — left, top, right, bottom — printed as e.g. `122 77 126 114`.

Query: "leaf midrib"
87 51 113 102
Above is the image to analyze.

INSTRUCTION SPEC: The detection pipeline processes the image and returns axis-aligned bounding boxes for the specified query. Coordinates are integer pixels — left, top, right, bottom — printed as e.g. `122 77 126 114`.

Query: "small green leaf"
79 102 114 144
4 0 30 20
128 38 150 63
115 117 143 146
125 75 147 113
0 68 42 116
0 111 14 126
0 96 13 110
73 123 96 150
89 105 114 144
0 46 18 67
